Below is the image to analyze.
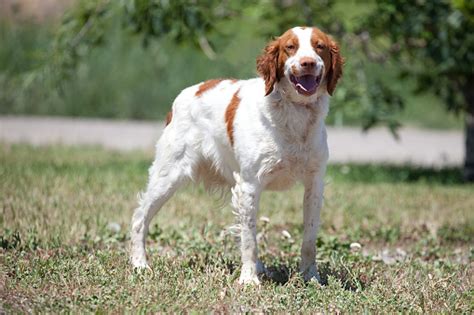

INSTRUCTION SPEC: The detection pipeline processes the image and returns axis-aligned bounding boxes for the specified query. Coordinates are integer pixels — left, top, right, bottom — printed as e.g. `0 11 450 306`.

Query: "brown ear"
256 39 280 96
326 39 344 96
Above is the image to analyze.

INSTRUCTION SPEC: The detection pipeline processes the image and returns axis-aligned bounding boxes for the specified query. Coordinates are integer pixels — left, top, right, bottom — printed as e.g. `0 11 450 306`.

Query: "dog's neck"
264 85 329 144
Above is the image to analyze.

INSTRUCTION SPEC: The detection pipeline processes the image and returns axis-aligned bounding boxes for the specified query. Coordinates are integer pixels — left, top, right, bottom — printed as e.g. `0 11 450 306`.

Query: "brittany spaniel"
131 26 343 285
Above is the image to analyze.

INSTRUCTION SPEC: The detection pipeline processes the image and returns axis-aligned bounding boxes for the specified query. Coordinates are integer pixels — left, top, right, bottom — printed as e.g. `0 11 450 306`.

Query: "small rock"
282 230 292 239
454 247 463 255
381 249 396 265
260 216 270 223
395 248 407 259
372 253 382 262
350 242 362 252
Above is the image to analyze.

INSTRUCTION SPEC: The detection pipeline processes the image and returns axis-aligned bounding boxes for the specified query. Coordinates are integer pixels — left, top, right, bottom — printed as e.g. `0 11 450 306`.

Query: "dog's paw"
130 255 150 270
300 264 321 283
238 264 261 286
238 274 261 286
132 262 154 279
132 263 153 273
132 263 152 271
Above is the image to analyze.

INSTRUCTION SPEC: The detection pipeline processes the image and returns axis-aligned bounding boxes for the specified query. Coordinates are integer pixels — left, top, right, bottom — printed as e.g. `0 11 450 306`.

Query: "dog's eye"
286 44 295 50
316 43 325 49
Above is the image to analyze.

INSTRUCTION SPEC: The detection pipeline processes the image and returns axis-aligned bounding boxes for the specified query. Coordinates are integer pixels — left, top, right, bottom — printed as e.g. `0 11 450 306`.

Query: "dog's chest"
260 142 317 190
253 99 327 190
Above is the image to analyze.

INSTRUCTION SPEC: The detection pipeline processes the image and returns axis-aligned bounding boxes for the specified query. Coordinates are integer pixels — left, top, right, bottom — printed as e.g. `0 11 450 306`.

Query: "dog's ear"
326 39 344 96
257 39 281 96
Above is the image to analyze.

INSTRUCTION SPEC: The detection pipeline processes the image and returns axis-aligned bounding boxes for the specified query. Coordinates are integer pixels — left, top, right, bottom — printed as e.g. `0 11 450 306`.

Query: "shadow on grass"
327 164 464 185
260 263 368 291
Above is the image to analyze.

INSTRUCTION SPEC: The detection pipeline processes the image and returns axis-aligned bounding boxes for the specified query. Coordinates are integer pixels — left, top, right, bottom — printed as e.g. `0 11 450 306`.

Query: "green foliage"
2 0 401 128
53 0 115 80
248 0 338 37
124 0 215 45
367 0 474 112
51 0 251 78
0 0 468 130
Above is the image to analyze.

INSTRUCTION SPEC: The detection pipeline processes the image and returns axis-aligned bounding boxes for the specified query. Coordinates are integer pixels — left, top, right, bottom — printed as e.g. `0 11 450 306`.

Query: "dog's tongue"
296 75 318 92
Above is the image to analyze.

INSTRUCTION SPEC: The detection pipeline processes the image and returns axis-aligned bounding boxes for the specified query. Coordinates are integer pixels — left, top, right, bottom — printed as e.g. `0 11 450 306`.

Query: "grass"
1 144 473 312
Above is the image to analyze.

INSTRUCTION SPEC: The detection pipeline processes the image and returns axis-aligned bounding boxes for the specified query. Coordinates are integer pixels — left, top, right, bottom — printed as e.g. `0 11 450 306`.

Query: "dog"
130 26 343 285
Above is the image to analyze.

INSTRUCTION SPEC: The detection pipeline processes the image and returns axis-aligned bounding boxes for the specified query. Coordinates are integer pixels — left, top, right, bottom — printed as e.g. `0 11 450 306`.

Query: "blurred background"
0 0 473 179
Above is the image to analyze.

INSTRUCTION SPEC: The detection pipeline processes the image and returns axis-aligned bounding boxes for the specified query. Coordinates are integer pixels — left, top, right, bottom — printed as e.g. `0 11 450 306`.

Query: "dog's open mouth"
290 74 321 96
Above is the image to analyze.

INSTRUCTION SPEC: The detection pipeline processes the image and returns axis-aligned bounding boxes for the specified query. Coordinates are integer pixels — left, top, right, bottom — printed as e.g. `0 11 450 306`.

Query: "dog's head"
257 27 343 102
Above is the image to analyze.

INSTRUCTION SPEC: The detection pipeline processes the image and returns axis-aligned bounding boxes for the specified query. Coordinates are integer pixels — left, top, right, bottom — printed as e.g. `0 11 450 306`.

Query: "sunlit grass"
1 144 472 312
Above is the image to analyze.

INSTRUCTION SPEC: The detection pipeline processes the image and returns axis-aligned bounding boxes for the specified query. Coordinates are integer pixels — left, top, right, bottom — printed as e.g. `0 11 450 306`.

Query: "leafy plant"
365 0 474 180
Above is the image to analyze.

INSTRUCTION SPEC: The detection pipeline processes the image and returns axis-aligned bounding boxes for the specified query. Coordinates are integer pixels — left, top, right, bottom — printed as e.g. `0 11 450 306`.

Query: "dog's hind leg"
130 159 188 269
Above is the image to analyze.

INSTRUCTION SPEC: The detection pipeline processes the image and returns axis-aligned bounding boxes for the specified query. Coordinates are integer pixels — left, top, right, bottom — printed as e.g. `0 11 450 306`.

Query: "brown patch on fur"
311 28 344 96
195 79 224 97
257 29 299 96
257 40 281 96
326 41 344 95
165 110 173 126
225 89 241 146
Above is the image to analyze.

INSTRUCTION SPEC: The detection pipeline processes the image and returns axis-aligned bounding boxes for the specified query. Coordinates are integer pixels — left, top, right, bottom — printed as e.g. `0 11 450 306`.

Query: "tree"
365 0 474 180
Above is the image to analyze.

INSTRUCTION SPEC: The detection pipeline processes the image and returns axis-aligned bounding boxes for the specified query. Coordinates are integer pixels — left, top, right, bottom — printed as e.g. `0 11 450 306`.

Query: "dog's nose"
300 57 316 69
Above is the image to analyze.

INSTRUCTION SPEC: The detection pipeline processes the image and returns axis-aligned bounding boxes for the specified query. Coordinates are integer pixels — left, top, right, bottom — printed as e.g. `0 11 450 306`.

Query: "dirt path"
0 116 464 167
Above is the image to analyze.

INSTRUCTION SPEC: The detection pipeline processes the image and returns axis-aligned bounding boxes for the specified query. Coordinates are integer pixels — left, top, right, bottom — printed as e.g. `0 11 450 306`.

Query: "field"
1 144 473 312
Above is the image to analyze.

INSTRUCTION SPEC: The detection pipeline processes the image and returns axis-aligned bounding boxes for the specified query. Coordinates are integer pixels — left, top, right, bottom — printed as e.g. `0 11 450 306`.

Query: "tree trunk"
465 113 474 182
463 77 474 182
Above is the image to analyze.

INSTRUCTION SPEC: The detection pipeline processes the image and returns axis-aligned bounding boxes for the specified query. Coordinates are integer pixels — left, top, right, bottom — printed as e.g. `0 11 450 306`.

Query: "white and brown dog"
131 26 343 285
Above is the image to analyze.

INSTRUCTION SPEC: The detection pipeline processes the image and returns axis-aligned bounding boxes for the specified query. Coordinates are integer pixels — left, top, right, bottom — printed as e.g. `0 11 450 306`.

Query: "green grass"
1 144 473 312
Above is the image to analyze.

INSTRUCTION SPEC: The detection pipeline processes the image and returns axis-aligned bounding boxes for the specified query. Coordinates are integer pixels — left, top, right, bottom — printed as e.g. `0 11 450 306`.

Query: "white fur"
131 27 330 285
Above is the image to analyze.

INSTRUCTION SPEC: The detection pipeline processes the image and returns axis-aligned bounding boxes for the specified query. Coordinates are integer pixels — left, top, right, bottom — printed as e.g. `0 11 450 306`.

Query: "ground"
1 144 473 312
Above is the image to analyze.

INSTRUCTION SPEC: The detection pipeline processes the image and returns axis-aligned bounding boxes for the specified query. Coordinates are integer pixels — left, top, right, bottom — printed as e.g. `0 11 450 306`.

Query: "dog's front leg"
232 173 262 285
300 168 326 282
